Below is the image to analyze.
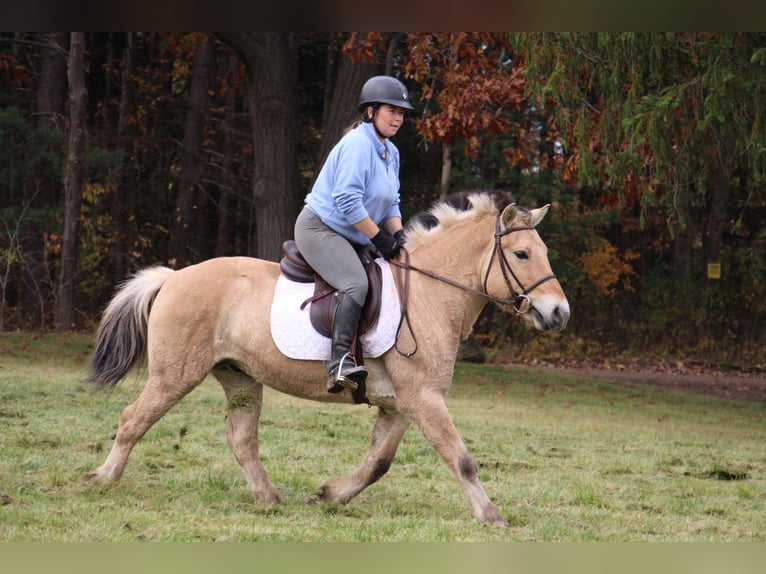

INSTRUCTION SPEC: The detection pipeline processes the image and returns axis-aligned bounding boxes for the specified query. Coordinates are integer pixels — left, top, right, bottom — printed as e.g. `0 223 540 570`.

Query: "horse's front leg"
309 407 410 505
402 390 510 527
218 373 281 504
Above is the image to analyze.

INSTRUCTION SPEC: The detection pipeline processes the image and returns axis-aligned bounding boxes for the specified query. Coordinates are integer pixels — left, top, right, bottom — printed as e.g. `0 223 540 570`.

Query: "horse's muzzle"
531 298 570 331
548 303 570 331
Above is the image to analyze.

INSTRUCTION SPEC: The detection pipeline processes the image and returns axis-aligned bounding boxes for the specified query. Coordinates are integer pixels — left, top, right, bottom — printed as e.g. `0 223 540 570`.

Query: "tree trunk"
118 32 134 135
669 184 693 282
103 33 116 134
671 231 692 281
314 50 377 173
55 32 87 333
704 133 734 272
110 32 136 283
214 51 242 257
384 33 405 76
218 32 299 262
171 37 214 266
36 32 69 131
440 143 452 196
18 33 70 329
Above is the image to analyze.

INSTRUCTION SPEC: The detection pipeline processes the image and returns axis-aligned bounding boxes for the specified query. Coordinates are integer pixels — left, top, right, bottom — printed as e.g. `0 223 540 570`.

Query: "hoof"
253 492 282 505
307 485 329 505
80 469 118 486
80 470 101 483
483 512 511 528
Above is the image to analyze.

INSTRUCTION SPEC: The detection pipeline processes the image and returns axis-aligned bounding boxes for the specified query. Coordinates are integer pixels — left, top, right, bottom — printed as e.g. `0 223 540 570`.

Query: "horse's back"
175 255 278 277
165 256 278 295
149 256 279 352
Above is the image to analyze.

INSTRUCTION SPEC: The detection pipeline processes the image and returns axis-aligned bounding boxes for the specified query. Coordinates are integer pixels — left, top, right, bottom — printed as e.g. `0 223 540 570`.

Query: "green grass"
1 332 764 541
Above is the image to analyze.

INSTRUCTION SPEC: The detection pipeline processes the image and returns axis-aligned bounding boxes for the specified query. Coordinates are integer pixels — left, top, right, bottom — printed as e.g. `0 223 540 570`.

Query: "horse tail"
86 266 174 390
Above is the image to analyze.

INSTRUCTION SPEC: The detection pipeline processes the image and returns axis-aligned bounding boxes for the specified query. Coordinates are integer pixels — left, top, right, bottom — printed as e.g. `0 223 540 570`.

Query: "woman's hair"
342 119 363 136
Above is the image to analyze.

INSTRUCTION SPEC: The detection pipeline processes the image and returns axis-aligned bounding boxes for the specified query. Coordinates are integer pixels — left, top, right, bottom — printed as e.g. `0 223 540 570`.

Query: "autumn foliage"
0 32 764 366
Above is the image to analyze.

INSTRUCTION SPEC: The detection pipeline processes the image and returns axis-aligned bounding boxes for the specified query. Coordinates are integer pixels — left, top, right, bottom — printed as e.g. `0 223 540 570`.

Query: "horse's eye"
514 251 528 260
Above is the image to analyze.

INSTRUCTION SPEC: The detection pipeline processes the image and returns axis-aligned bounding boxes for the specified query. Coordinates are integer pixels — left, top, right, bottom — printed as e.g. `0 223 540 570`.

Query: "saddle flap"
308 251 383 339
280 240 384 340
269 261 400 362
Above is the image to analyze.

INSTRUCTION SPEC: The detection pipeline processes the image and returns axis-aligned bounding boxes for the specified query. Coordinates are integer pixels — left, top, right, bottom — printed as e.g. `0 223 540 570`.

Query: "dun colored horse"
84 190 570 527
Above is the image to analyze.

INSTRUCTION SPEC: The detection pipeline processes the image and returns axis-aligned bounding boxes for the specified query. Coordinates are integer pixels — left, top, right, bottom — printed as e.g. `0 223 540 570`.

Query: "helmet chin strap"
362 104 387 139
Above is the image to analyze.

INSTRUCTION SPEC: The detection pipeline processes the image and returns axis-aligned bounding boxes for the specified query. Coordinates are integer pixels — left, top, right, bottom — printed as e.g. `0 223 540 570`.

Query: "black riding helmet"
358 75 415 113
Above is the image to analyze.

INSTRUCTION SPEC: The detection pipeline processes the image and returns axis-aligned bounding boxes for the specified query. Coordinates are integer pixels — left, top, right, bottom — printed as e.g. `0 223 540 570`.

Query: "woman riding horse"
294 75 413 394
84 190 570 527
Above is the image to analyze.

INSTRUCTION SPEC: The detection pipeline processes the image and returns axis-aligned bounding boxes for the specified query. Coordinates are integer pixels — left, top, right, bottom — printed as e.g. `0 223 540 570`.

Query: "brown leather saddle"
279 240 383 339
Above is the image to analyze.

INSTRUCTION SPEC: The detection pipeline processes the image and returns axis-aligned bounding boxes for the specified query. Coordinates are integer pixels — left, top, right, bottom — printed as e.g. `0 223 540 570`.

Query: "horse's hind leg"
216 369 280 504
309 407 409 505
84 374 197 484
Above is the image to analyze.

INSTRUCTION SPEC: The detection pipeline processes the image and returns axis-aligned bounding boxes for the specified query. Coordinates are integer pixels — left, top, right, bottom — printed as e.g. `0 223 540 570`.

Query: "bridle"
389 213 557 357
482 214 557 314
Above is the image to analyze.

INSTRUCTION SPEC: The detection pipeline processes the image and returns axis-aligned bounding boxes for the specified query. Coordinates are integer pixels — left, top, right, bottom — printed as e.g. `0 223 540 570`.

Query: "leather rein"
388 214 557 357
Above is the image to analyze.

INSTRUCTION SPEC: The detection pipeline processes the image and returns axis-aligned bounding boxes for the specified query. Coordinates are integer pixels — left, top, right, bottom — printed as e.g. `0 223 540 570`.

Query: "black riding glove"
394 229 406 246
371 229 400 260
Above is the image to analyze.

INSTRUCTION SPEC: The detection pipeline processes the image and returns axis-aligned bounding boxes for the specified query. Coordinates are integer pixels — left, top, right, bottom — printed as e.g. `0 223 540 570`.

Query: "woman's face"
372 105 405 140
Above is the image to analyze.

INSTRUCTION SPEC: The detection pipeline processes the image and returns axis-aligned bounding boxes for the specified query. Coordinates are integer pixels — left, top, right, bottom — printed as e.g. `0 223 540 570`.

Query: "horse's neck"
405 220 493 340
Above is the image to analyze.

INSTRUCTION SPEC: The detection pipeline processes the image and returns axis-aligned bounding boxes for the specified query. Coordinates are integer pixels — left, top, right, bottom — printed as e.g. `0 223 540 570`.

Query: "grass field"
1 332 764 542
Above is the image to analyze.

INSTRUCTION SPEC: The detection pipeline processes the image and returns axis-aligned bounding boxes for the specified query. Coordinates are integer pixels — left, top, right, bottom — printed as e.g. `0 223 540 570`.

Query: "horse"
83 190 570 528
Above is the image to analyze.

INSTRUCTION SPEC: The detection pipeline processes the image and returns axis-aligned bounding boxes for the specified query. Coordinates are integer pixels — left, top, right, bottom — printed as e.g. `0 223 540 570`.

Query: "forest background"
0 32 764 368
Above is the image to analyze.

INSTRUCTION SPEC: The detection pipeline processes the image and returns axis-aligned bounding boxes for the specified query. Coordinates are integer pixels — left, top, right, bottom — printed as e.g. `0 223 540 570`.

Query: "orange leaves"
579 238 639 297
341 32 543 165
403 33 526 159
342 33 388 63
0 52 31 88
43 232 62 256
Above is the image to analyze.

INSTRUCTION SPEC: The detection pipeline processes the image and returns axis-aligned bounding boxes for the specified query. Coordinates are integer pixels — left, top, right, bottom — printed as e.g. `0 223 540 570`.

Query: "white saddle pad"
270 259 401 360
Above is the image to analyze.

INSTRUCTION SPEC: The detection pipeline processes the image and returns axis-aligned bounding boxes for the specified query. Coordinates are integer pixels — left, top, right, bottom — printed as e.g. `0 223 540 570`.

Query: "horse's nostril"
553 305 570 330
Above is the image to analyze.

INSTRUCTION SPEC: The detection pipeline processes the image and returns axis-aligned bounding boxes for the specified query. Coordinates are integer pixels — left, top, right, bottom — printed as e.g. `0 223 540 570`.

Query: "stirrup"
327 353 367 394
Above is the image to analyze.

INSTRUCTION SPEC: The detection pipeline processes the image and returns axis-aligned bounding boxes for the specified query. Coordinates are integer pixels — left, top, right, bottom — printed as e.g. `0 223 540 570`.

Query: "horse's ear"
500 203 518 228
530 204 551 227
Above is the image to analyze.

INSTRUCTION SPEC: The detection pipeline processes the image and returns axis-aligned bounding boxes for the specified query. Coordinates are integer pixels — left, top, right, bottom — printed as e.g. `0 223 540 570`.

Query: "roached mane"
403 190 522 249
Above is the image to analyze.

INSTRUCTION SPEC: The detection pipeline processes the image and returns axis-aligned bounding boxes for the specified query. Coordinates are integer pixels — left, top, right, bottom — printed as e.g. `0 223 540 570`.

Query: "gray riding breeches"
294 207 369 307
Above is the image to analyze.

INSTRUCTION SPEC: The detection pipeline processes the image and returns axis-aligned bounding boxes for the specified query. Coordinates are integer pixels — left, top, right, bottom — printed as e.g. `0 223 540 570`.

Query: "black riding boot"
325 291 368 393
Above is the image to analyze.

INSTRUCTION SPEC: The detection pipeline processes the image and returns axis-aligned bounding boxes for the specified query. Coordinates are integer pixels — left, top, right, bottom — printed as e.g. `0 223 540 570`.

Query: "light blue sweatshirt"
304 121 402 246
